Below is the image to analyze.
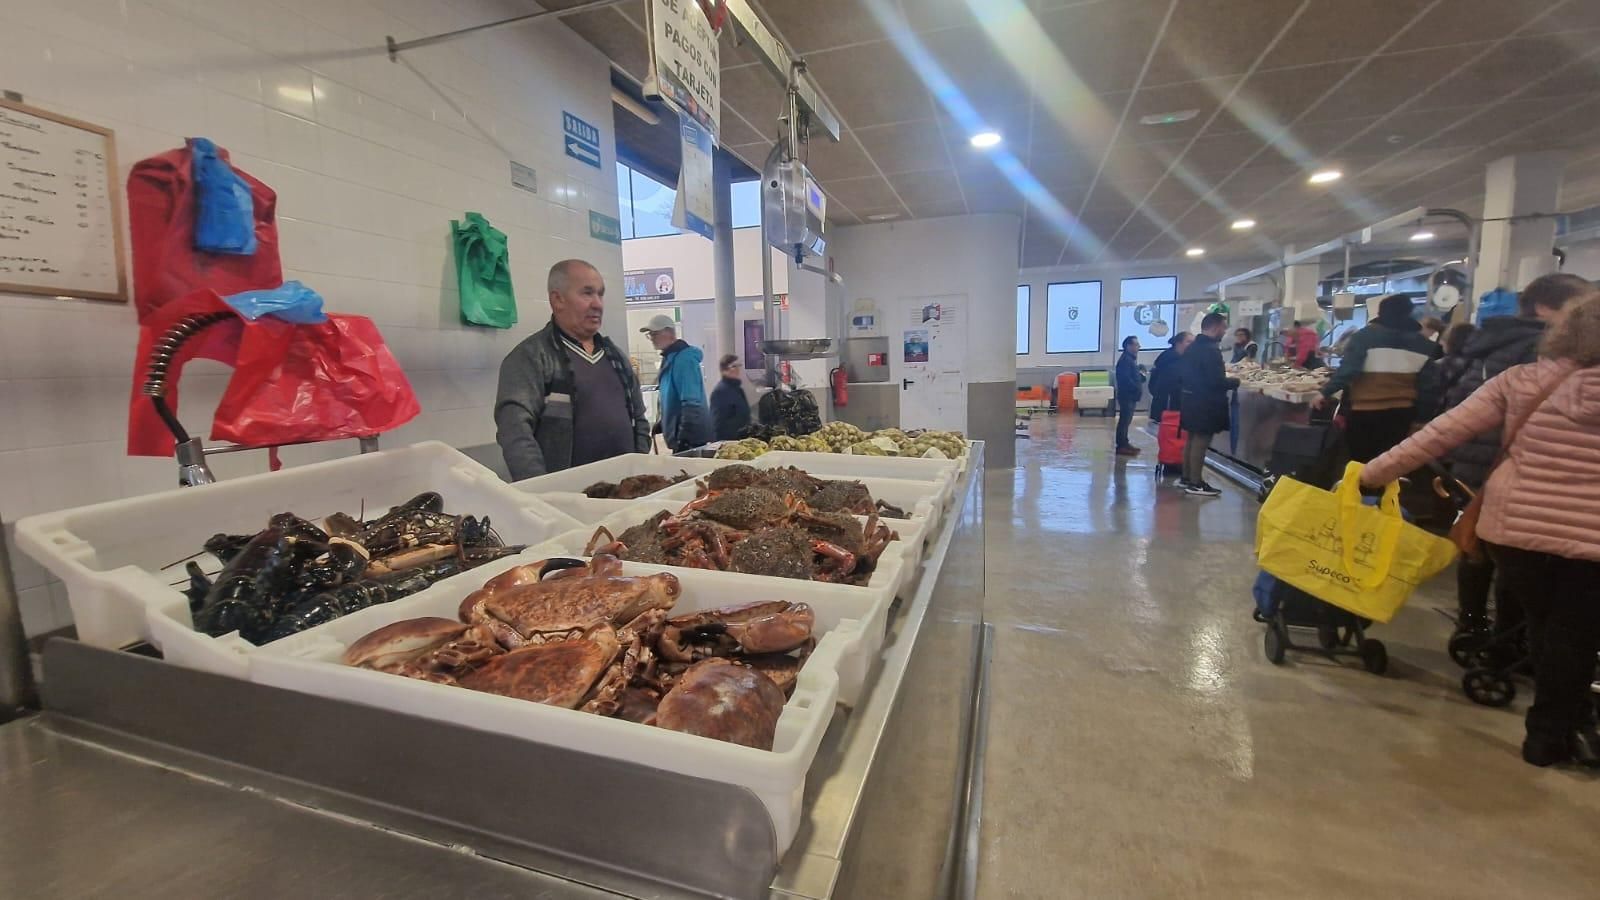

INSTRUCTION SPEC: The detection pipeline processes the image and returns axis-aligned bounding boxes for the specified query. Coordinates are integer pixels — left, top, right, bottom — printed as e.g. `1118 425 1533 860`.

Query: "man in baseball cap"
642 314 711 451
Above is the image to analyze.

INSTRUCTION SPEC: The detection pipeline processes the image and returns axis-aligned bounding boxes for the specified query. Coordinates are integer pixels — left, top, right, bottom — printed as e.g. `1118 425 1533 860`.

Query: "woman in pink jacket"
1361 292 1600 769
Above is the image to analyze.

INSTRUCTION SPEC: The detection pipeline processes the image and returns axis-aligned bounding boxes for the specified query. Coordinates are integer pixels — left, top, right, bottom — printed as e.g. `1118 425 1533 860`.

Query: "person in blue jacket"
1114 336 1145 456
642 315 712 451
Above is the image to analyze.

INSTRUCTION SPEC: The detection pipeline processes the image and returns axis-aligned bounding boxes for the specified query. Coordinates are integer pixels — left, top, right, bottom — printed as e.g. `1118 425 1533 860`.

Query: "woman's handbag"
1449 371 1572 561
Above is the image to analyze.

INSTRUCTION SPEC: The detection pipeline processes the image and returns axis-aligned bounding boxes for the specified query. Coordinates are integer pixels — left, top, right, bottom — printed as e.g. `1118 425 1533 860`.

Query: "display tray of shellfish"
14 442 581 673
650 463 943 537
510 453 728 498
252 551 859 853
752 450 959 509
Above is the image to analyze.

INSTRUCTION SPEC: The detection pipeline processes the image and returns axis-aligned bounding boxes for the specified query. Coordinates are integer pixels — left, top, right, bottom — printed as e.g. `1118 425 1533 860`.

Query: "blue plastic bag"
190 137 257 255
224 281 328 324
1475 287 1518 324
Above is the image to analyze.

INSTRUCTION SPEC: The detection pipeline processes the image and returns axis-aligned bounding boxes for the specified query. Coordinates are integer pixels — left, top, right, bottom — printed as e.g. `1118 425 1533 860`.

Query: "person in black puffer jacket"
1443 272 1592 639
1424 322 1476 420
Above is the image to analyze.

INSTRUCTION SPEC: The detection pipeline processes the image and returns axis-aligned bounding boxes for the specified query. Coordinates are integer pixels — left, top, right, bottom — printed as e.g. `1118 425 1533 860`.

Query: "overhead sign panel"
646 0 721 140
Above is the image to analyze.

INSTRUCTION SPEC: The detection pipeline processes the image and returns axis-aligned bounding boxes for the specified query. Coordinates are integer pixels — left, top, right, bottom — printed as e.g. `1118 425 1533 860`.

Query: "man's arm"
1320 331 1368 399
494 347 548 480
629 374 652 452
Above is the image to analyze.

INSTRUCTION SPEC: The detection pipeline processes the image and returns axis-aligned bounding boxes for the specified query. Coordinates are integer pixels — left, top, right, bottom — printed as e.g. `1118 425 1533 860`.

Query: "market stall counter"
0 444 989 900
1210 364 1330 490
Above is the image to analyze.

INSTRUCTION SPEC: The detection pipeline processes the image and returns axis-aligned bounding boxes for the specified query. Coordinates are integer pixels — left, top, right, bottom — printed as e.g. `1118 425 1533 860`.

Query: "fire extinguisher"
830 366 849 407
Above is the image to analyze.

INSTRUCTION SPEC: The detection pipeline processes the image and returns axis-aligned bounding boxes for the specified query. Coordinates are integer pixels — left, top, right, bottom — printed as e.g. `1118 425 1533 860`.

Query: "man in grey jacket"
495 259 650 480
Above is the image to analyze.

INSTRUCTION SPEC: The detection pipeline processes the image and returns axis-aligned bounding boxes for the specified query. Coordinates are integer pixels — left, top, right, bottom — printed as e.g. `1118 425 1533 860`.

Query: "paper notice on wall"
1236 299 1265 316
646 0 720 139
903 329 929 363
672 115 714 239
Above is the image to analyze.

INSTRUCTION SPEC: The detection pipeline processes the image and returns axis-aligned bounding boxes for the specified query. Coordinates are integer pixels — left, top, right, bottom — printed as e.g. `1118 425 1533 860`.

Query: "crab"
458 554 680 648
677 486 791 531
456 628 622 709
658 601 815 663
582 470 690 500
654 657 789 750
584 510 675 565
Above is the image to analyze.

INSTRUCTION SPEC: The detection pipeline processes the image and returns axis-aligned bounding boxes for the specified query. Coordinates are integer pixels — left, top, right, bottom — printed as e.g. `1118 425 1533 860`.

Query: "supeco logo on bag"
1304 559 1354 586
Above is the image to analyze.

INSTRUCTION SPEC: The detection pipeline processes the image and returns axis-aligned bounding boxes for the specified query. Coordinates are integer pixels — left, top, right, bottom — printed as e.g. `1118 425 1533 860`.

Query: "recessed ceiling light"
1410 230 1435 242
969 131 1002 149
867 212 899 221
1185 247 1206 258
1231 218 1256 231
1308 169 1343 185
1139 109 1200 126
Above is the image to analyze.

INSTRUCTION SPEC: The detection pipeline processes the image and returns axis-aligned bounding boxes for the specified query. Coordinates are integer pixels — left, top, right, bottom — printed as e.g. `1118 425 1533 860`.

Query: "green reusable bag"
451 211 517 329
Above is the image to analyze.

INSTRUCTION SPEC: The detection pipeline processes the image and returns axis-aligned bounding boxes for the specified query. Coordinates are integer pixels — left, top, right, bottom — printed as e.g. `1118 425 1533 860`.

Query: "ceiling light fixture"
867 213 899 221
1410 230 1435 242
969 131 1002 149
1138 109 1200 126
1185 247 1206 258
1308 169 1343 185
1231 218 1256 231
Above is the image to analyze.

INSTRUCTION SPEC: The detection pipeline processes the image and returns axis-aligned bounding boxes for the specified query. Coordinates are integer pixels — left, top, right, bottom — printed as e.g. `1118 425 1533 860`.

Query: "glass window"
614 163 636 240
731 179 762 228
1045 281 1102 353
1016 285 1030 355
1117 276 1178 350
629 167 679 238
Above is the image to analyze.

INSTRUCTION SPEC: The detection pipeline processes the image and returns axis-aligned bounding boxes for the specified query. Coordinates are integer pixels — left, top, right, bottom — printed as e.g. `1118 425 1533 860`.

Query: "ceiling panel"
920 26 1035 113
1141 0 1304 86
1258 0 1436 70
806 42 934 127
888 169 964 206
1033 0 1171 94
1020 231 1065 269
719 64 789 127
1418 37 1600 109
1304 46 1481 121
954 165 1026 214
1120 78 1241 143
1398 0 1567 50
1178 131 1272 178
855 119 954 174
771 0 886 54
563 8 650 79
800 133 881 180
936 105 1034 160
826 174 903 212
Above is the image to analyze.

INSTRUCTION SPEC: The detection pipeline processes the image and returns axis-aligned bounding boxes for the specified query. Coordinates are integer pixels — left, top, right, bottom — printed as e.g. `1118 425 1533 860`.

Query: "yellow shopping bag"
1255 462 1457 623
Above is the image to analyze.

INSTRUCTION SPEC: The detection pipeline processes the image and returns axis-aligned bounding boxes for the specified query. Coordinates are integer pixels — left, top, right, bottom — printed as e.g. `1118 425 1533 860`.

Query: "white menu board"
0 99 127 302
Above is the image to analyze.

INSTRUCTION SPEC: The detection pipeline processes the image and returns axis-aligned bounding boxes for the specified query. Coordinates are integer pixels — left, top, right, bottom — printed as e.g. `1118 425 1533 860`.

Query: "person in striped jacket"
1311 294 1441 461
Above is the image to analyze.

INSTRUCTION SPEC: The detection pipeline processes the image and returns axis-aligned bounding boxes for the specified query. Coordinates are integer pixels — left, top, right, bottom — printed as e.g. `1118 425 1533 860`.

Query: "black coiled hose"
141 311 236 444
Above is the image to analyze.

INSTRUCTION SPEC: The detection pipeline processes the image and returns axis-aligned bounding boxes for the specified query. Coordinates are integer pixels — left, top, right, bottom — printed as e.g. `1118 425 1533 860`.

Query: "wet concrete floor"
975 414 1600 899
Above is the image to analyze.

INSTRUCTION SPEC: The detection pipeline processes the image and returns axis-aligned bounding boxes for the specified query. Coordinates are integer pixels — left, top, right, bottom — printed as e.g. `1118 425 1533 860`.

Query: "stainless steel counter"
1219 387 1314 480
0 448 989 899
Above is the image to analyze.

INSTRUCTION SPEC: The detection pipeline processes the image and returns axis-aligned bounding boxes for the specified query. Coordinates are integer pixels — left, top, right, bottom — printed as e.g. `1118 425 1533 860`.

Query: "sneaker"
1186 481 1222 497
1175 478 1195 490
1115 445 1141 457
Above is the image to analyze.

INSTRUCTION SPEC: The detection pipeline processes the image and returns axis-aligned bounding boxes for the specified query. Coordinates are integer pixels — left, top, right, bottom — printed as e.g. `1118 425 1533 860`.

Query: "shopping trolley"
1253 570 1388 674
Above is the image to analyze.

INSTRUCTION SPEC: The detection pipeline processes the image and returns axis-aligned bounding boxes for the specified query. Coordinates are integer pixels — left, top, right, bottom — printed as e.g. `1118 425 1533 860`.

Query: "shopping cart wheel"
1447 630 1488 668
1257 475 1277 504
1463 668 1516 707
1317 625 1341 651
1264 624 1287 665
1358 638 1388 675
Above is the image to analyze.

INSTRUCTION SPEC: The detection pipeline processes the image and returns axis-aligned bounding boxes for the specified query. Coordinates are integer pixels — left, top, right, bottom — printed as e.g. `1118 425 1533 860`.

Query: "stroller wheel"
1257 475 1277 504
1264 624 1287 665
1317 625 1341 651
1358 639 1388 675
1448 630 1489 669
1463 668 1516 707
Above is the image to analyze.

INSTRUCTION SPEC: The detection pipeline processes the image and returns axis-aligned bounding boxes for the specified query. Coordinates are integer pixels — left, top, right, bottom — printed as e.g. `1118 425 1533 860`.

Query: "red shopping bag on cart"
127 290 419 455
126 142 282 323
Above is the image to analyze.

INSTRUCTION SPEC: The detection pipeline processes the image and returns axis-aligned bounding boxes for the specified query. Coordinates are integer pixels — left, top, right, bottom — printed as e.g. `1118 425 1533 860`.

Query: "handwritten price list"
0 101 124 300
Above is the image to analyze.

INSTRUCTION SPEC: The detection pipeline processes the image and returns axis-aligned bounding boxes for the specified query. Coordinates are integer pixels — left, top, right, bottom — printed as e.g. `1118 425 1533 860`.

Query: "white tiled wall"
0 0 626 635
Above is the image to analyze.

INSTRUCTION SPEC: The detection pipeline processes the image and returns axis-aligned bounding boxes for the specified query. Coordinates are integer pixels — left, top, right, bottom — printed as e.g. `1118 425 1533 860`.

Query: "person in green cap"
495 259 649 479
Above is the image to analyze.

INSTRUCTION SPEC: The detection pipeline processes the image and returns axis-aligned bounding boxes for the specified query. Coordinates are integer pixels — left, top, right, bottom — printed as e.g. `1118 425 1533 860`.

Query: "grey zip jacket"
495 320 649 480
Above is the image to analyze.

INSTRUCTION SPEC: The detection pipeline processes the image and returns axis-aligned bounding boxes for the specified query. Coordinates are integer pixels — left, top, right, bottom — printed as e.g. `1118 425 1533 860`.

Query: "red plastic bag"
212 314 419 447
126 290 420 455
127 141 282 323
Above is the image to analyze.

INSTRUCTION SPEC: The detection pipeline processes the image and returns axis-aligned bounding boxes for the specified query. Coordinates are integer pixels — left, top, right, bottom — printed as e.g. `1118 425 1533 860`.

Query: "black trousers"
1183 431 1214 483
1148 391 1170 424
1456 552 1523 633
1343 407 1416 463
1490 544 1600 742
1115 398 1136 448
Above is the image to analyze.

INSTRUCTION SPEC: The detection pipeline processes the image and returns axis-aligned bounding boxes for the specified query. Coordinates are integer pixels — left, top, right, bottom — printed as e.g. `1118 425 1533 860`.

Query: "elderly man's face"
550 264 605 339
648 327 676 351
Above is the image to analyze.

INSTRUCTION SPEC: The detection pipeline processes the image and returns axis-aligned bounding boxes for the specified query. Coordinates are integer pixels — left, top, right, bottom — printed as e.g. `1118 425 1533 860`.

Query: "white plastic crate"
534 492 647 526
14 442 581 665
510 453 725 496
653 473 942 535
251 553 855 852
754 450 959 507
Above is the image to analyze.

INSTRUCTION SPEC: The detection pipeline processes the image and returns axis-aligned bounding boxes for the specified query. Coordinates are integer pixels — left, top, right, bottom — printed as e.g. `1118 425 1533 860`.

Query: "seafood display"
1228 361 1332 393
184 492 525 645
716 423 967 460
584 474 898 585
581 470 693 500
342 555 814 749
699 464 909 518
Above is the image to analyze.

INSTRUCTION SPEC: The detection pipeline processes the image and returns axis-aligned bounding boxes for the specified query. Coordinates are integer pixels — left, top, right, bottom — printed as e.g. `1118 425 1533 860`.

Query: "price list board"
0 99 128 302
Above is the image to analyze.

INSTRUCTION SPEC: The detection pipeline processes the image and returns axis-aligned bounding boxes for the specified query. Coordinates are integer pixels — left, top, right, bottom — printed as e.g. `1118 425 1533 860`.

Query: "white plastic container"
533 492 649 526
14 442 581 667
754 450 959 507
653 473 942 535
510 453 725 496
252 554 854 852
